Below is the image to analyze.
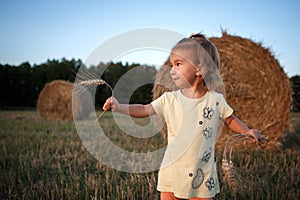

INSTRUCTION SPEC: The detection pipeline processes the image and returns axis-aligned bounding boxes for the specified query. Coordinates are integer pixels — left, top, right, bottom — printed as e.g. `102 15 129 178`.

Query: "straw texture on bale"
152 32 292 150
37 80 93 121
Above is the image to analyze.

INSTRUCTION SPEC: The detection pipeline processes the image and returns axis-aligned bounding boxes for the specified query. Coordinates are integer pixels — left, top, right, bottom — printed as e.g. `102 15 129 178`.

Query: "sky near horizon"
0 0 299 76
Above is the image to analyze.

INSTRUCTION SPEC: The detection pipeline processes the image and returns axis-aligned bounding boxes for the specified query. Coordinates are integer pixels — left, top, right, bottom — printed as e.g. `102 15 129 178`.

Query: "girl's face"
169 52 201 88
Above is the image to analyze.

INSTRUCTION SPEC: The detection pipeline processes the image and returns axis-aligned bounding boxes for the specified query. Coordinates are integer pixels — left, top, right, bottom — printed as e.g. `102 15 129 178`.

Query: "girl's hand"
103 97 119 112
245 129 262 146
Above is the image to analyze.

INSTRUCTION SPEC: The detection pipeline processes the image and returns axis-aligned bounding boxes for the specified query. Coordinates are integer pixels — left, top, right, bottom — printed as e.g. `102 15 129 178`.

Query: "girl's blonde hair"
171 34 224 94
171 33 220 70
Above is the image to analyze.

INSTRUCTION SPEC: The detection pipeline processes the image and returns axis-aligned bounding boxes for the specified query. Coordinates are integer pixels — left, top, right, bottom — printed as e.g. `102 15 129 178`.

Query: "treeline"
0 58 156 108
0 58 299 111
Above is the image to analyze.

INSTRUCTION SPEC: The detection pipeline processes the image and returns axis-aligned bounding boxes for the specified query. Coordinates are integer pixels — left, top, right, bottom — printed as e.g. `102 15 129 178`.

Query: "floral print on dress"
202 127 213 139
203 107 214 119
201 150 211 163
205 177 215 191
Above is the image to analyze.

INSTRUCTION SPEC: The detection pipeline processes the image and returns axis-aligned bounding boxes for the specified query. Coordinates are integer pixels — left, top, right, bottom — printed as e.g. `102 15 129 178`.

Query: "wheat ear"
77 79 114 122
222 134 249 197
222 133 269 197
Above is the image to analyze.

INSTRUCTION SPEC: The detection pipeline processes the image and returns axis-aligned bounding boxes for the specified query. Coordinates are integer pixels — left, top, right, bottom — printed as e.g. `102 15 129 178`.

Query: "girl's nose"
170 67 175 75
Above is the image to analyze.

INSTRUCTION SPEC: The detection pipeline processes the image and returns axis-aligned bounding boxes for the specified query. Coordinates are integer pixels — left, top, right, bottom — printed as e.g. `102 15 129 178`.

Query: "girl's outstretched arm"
103 97 156 118
225 114 262 145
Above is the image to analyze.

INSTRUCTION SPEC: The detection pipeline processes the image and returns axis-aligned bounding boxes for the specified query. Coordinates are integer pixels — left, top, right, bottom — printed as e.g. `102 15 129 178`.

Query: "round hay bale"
37 80 93 121
153 32 292 150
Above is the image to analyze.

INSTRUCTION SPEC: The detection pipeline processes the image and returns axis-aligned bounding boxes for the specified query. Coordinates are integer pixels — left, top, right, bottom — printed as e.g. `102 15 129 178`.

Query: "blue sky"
0 0 299 76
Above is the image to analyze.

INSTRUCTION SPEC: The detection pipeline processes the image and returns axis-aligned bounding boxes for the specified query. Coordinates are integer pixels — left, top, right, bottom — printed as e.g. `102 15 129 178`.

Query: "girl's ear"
196 65 205 77
195 70 202 77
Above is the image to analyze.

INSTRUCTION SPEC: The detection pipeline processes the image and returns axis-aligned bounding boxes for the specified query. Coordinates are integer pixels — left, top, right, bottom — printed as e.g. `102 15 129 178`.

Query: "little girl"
103 33 262 200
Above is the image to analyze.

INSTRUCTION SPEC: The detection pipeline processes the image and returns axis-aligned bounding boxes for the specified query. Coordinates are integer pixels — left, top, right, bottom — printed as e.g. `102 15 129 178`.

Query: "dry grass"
0 111 299 199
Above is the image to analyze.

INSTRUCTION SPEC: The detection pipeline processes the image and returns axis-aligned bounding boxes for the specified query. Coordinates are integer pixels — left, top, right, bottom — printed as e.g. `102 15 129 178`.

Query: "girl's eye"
171 61 182 68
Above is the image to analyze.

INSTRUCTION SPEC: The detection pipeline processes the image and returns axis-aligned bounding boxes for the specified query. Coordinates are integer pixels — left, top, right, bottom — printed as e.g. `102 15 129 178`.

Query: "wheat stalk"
77 79 114 122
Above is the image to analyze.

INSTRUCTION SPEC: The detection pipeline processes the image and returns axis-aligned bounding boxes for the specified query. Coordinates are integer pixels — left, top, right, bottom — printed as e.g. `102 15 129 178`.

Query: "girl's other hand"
245 129 262 146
